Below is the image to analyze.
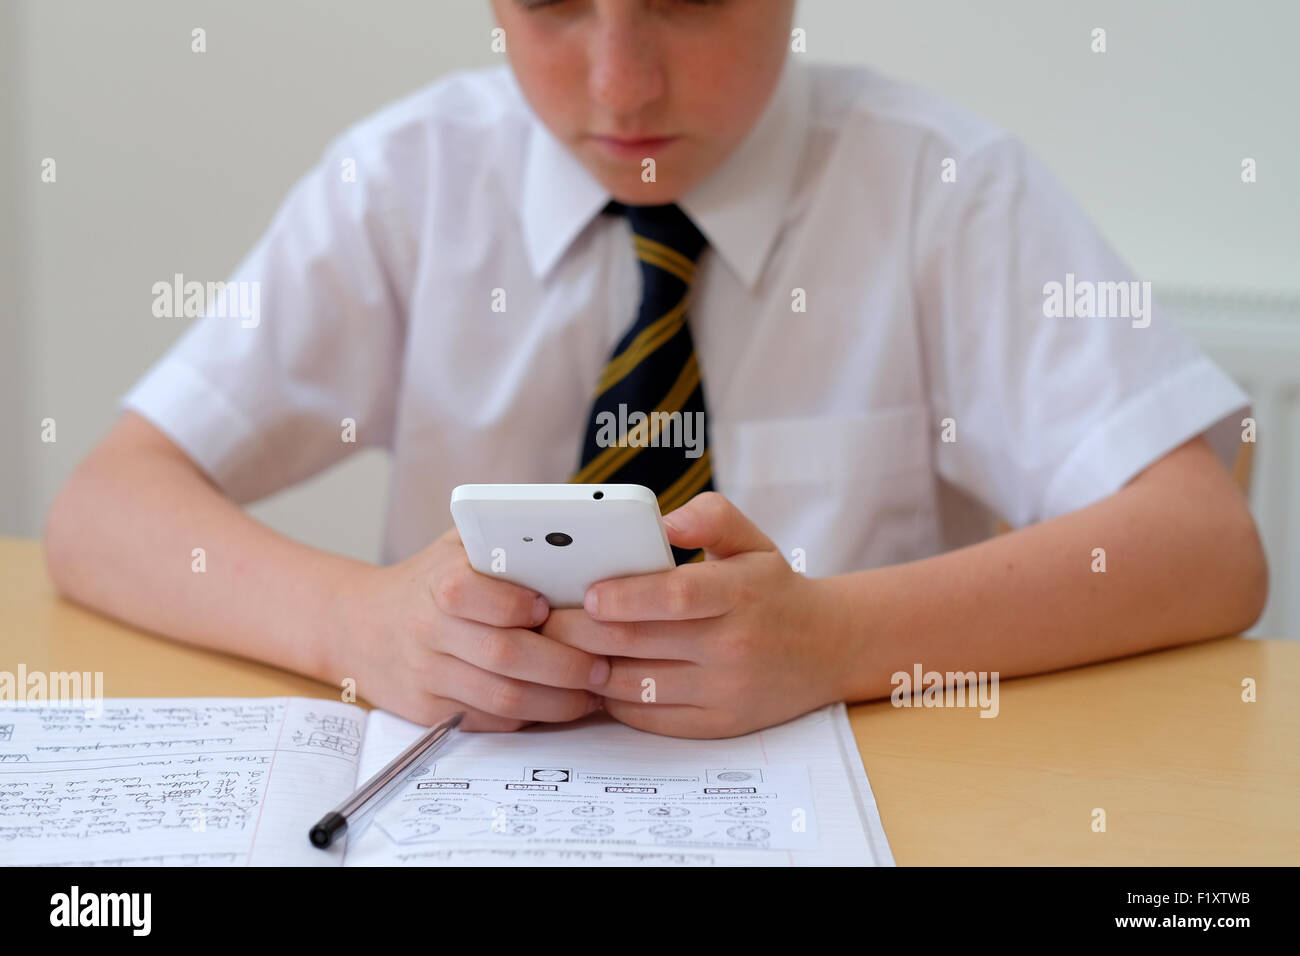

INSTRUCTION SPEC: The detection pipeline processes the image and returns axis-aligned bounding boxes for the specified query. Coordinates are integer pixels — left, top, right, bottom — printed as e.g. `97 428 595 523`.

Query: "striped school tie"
570 201 712 564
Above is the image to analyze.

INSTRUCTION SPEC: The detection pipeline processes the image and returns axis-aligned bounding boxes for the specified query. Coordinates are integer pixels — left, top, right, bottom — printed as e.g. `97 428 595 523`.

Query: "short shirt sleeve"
121 132 407 503
913 134 1249 527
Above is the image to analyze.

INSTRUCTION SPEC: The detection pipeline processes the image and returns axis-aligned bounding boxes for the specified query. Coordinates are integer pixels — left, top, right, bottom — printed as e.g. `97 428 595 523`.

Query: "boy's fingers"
585 559 739 622
433 654 601 724
457 709 531 733
412 696 527 733
541 608 702 660
596 659 704 705
432 565 548 628
661 492 776 559
600 699 721 739
443 619 609 690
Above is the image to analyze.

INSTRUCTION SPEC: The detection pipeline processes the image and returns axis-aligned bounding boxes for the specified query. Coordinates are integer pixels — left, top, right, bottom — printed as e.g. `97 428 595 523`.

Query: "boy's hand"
329 528 608 731
540 493 847 738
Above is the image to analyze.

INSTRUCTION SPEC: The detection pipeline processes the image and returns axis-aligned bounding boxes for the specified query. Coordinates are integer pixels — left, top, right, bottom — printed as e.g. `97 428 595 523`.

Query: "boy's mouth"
588 133 680 160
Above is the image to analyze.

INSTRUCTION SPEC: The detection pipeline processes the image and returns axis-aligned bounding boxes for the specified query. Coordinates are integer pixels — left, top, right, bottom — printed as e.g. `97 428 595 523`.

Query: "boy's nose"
586 20 666 115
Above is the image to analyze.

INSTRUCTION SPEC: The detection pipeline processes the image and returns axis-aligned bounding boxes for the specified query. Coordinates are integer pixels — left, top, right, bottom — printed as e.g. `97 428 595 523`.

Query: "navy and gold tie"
570 201 712 564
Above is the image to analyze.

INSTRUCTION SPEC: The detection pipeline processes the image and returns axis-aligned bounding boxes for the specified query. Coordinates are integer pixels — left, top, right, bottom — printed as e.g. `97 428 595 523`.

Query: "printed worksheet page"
0 698 364 866
344 703 893 866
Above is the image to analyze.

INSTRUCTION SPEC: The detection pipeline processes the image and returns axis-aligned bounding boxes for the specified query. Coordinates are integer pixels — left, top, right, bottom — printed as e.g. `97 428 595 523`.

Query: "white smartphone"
450 483 676 608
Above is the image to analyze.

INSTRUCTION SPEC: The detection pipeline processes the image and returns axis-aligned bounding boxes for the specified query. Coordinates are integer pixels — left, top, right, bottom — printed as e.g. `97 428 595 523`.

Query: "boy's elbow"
1238 526 1269 633
1222 502 1269 635
43 453 112 602
43 475 86 600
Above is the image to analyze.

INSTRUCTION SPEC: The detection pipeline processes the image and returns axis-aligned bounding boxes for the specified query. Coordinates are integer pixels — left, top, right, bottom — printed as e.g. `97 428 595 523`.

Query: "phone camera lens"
592 490 604 500
545 532 573 547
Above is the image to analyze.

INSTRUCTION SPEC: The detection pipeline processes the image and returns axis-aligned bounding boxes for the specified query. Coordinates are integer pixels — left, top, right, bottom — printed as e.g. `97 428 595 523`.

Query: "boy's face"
491 0 797 205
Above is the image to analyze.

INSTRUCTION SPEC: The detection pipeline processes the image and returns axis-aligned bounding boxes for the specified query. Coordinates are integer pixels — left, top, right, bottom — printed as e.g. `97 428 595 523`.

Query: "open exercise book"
0 698 893 866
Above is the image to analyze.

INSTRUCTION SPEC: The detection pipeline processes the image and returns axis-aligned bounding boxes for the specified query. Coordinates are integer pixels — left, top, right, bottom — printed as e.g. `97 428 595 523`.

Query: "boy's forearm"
823 438 1268 703
43 426 367 685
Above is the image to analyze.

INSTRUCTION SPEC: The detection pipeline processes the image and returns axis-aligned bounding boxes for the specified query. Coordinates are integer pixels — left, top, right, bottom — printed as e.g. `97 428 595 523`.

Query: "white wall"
6 1 1298 627
10 0 498 561
2 0 29 535
802 0 1300 291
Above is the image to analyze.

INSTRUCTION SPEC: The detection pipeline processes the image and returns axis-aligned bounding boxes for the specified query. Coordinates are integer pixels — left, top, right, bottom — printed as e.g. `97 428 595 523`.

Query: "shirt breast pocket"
710 407 936 575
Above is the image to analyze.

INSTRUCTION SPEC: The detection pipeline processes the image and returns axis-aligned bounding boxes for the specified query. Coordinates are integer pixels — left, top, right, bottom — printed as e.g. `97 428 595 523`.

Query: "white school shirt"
122 60 1248 576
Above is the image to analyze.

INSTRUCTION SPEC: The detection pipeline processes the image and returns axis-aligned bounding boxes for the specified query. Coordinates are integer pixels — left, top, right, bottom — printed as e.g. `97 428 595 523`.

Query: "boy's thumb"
662 492 775 559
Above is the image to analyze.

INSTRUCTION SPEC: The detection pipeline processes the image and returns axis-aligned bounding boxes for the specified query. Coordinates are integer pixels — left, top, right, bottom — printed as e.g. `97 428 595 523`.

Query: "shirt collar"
518 57 811 291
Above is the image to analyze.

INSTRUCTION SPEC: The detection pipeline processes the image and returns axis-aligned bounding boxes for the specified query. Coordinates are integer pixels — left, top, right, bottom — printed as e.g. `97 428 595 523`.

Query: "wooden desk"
3 538 1296 865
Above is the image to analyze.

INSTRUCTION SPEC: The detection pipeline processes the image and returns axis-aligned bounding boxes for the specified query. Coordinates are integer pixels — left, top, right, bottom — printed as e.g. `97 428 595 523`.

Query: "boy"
46 0 1267 738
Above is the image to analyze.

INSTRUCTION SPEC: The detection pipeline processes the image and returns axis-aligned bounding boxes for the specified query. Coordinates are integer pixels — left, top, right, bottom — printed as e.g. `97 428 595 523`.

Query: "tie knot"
603 200 709 265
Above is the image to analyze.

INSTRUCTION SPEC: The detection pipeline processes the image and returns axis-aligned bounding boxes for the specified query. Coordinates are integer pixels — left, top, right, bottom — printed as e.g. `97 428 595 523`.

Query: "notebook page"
344 702 892 866
0 698 363 866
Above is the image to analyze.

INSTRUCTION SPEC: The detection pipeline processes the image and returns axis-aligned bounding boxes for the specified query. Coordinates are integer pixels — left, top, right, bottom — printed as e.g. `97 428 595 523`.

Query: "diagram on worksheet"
370 761 818 852
289 710 362 757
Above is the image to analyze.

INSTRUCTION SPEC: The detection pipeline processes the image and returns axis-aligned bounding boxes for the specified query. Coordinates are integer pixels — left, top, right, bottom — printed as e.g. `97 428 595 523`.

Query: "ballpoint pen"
309 711 464 849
